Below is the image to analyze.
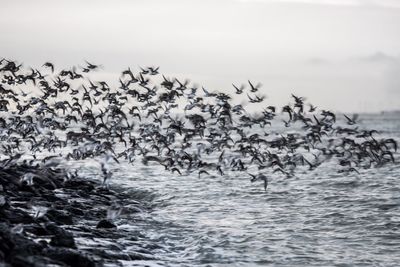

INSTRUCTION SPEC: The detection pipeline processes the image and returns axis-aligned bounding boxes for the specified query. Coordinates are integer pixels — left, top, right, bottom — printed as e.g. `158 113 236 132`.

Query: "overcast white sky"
1 0 400 112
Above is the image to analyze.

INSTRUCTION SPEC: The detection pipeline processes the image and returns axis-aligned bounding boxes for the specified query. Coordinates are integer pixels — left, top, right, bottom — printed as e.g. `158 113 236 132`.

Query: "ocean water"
79 113 400 267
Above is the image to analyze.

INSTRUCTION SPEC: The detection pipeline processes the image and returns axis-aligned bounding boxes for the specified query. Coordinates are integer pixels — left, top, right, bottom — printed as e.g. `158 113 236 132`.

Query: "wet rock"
50 233 76 249
18 183 37 193
32 176 57 190
23 224 49 236
0 195 6 206
9 254 55 267
95 188 114 195
0 163 153 266
44 247 98 267
45 209 73 225
0 195 10 210
66 206 85 216
0 223 45 262
6 195 31 204
0 208 35 224
64 180 95 192
40 193 63 203
0 225 13 261
96 219 117 229
44 223 62 235
38 240 48 248
128 252 155 261
46 223 76 248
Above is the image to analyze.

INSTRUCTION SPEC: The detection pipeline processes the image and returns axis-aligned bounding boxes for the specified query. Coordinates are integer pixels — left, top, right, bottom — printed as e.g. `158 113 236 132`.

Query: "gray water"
85 113 400 267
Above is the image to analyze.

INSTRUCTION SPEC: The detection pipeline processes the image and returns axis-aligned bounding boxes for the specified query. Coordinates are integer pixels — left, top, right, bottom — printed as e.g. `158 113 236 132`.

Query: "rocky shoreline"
0 162 155 267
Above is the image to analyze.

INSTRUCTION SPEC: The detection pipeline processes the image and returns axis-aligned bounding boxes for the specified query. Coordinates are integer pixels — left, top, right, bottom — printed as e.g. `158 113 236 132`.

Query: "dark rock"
18 184 38 193
35 216 50 224
128 252 155 261
0 208 35 224
46 223 76 248
6 195 32 204
32 176 57 190
45 209 73 225
0 226 14 261
44 247 99 267
96 220 116 229
0 223 45 263
0 163 152 266
9 254 54 267
50 233 76 249
0 195 7 207
23 224 49 236
38 240 48 248
66 206 85 216
64 180 95 192
40 193 63 203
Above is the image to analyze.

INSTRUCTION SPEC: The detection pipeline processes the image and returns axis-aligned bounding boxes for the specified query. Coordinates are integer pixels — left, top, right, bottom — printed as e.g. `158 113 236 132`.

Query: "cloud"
305 57 331 65
355 52 399 63
236 0 400 8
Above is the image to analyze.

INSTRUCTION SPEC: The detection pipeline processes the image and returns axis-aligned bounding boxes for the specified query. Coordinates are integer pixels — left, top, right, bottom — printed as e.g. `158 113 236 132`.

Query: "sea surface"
78 113 400 267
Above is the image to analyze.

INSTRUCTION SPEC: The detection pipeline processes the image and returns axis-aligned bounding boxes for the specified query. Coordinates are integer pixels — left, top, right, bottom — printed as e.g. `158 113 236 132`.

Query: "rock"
9 254 54 267
0 208 35 224
96 220 116 229
128 252 155 261
66 206 85 216
40 193 63 203
0 227 13 261
38 240 48 248
45 209 73 225
23 224 49 236
0 223 45 263
0 196 7 208
18 183 37 193
64 180 95 192
50 233 76 249
0 163 152 266
0 195 8 209
46 223 76 249
32 176 57 190
43 247 98 267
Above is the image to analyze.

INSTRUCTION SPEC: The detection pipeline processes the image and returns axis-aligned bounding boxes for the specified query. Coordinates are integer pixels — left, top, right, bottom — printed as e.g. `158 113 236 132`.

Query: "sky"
1 0 400 113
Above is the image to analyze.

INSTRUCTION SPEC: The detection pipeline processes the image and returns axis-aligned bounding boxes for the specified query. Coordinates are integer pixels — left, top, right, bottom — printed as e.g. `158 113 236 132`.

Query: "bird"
0 58 396 193
344 114 358 125
248 80 261 92
42 62 54 73
249 173 268 191
232 84 244 94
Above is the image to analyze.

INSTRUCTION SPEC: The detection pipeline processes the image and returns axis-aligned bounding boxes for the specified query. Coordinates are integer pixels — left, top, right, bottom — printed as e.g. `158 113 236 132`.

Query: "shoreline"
0 162 154 267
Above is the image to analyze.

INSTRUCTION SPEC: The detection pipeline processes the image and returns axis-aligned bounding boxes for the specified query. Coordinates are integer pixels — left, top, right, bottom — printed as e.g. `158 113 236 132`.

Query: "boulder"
96 220 116 229
45 209 73 225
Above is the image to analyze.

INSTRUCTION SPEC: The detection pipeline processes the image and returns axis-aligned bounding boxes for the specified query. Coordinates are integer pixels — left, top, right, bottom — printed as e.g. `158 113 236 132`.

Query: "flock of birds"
0 58 397 190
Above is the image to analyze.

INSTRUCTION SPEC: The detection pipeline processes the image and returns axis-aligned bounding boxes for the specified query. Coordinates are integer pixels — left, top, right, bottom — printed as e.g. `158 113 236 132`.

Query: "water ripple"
94 115 400 266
